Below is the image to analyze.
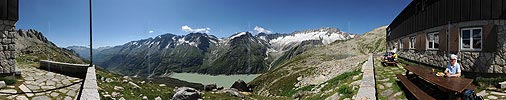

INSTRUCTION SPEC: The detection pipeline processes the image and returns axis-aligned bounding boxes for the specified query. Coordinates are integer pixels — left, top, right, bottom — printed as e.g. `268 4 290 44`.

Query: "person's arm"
444 63 450 76
444 69 450 76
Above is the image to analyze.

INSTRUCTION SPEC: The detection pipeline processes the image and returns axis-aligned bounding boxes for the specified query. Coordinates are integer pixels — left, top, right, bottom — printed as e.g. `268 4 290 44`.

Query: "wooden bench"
396 74 436 100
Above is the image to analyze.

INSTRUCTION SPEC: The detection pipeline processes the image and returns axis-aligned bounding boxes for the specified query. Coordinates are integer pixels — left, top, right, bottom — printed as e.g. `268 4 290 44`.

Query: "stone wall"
39 60 89 78
397 20 506 74
0 20 17 74
81 66 100 100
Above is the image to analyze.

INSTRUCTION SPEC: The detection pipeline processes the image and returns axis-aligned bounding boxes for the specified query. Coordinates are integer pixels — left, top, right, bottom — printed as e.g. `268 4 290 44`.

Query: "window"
427 32 439 50
460 27 482 51
409 36 416 49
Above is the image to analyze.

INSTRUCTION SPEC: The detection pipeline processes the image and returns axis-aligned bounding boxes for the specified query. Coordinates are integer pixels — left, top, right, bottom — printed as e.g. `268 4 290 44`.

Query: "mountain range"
67 27 355 76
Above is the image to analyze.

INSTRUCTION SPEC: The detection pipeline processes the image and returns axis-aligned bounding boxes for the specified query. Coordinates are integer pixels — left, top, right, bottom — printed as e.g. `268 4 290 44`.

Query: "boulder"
140 81 146 84
247 84 257 90
111 92 122 97
292 91 314 99
123 76 131 80
231 80 251 92
500 81 506 89
171 87 201 100
155 96 162 100
114 86 124 91
222 88 245 98
128 81 142 89
0 81 6 88
159 84 166 87
204 83 217 91
105 78 114 83
142 96 148 100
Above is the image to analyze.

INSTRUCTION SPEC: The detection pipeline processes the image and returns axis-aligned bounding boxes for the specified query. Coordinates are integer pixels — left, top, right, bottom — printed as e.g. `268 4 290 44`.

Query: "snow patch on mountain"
230 32 247 40
176 37 198 47
269 31 349 51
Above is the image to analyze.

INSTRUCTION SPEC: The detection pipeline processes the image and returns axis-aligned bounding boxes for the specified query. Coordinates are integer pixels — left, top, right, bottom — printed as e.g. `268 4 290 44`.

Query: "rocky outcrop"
16 29 54 46
231 80 254 92
14 29 85 64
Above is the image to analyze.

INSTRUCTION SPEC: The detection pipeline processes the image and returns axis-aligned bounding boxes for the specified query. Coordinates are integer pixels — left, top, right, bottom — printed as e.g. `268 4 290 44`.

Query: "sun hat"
450 54 458 60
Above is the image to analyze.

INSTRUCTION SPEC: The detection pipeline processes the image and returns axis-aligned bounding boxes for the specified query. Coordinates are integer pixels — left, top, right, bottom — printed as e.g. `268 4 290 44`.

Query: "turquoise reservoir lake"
170 73 260 87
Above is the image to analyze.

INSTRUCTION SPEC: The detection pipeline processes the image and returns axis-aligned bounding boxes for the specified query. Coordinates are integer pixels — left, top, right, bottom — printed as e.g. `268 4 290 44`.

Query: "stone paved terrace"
376 57 506 100
0 63 83 100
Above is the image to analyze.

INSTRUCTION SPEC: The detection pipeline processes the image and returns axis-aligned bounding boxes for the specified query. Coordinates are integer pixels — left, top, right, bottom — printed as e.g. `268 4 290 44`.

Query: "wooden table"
403 66 474 93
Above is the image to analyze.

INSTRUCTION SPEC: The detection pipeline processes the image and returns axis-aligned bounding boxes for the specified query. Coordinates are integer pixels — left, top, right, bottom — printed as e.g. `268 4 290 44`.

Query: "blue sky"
17 0 411 48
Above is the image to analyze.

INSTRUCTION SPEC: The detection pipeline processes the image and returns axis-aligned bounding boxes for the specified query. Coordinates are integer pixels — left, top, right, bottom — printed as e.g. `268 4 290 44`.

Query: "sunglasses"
450 59 456 61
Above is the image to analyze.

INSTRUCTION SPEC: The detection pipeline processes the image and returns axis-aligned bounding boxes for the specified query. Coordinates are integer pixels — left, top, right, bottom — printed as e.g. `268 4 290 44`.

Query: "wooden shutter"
416 32 426 51
482 24 497 52
403 37 409 50
416 33 421 51
449 26 459 52
439 29 448 51
420 32 427 50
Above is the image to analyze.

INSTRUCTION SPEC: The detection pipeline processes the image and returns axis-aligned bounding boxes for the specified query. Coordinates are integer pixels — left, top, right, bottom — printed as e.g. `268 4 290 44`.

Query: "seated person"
444 54 461 77
392 52 398 62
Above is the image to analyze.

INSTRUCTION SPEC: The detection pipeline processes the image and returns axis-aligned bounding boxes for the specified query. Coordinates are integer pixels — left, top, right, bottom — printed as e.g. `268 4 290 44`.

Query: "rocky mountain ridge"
15 29 85 64
70 27 354 76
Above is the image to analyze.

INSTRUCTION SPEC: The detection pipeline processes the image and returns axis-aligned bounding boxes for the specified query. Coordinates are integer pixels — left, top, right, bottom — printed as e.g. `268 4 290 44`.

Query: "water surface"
170 73 260 87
